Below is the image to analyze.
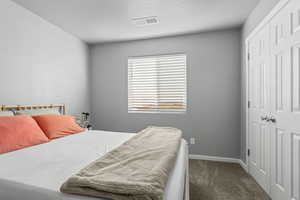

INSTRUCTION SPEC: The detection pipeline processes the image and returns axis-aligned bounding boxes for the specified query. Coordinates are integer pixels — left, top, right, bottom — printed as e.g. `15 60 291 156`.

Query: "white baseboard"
189 154 248 172
189 154 240 163
239 160 248 172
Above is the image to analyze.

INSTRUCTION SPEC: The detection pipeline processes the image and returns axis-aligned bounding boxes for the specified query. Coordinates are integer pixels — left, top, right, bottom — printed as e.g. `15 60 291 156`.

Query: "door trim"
244 0 290 172
245 41 250 171
245 0 290 43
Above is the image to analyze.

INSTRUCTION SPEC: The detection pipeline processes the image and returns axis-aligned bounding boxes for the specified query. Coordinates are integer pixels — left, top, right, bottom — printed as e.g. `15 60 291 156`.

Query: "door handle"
261 116 268 121
269 116 276 123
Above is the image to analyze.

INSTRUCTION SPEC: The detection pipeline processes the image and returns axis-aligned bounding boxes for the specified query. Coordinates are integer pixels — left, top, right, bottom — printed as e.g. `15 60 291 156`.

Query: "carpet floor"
189 160 271 200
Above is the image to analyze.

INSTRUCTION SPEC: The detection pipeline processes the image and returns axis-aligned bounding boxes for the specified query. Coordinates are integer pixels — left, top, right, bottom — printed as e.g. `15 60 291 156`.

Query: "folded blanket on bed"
60 126 182 200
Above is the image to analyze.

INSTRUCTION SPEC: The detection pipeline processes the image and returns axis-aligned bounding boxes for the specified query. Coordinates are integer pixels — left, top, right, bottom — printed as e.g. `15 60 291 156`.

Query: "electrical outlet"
190 137 195 145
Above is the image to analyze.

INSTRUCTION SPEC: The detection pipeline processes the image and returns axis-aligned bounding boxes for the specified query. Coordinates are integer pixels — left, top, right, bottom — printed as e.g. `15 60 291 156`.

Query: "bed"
0 104 189 200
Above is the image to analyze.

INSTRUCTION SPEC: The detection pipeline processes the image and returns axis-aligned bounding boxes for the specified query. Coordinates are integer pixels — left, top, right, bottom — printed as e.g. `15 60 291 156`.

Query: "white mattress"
0 130 188 200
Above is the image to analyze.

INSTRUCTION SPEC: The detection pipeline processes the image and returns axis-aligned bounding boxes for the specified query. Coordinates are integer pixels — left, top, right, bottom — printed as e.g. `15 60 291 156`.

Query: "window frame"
127 53 187 114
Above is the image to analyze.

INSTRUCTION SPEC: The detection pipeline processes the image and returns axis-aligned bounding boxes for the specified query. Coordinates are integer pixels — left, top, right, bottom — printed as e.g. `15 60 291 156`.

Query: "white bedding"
0 130 188 200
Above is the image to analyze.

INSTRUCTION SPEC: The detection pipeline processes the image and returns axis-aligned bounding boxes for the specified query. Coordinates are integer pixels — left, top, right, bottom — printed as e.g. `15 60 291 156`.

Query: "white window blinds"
128 54 187 113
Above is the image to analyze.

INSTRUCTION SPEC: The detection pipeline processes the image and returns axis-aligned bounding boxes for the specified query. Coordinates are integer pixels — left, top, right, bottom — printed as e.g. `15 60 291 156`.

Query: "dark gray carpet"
189 160 271 200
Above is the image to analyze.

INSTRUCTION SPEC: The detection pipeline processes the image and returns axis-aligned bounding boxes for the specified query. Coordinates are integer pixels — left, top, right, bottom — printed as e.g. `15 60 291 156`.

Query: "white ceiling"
11 0 259 43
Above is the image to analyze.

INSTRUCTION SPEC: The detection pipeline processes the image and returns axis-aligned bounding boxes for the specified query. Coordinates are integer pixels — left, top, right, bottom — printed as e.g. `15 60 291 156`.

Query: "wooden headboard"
0 104 66 114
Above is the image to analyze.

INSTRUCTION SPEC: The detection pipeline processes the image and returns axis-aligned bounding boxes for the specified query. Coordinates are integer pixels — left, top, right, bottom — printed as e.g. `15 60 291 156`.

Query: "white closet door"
248 24 271 193
289 2 300 199
269 0 300 199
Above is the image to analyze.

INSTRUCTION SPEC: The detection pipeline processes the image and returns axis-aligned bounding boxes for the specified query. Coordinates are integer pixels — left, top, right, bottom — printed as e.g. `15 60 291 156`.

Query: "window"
128 54 187 113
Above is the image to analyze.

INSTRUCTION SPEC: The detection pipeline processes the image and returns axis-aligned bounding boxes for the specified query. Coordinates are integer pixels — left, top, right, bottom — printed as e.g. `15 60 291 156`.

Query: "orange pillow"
0 115 49 154
32 114 84 139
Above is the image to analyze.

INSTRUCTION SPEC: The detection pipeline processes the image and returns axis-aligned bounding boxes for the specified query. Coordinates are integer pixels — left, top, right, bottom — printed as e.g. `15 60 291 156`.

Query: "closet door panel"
291 133 300 200
248 25 271 193
270 127 289 200
270 6 291 200
259 124 268 174
291 5 300 35
270 1 300 199
289 3 300 200
292 43 300 113
248 1 300 200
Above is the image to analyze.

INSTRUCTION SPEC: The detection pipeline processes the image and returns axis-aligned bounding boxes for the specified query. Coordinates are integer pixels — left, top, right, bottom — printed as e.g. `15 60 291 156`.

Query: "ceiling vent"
132 16 159 26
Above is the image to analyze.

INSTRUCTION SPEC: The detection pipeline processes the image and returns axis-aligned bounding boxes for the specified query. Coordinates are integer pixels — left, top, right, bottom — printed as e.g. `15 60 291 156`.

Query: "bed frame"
184 143 190 200
0 104 66 114
0 103 190 200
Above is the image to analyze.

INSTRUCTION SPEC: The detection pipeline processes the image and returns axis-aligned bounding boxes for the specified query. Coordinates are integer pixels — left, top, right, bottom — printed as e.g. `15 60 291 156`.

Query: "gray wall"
90 29 241 158
240 0 281 162
0 0 90 115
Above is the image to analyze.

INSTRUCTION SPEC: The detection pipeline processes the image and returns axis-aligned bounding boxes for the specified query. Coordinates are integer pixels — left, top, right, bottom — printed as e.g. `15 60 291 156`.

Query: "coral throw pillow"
0 115 49 154
32 115 84 139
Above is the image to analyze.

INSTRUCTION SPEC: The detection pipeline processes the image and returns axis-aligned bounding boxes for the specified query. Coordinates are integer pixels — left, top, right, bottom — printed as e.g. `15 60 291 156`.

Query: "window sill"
128 110 186 114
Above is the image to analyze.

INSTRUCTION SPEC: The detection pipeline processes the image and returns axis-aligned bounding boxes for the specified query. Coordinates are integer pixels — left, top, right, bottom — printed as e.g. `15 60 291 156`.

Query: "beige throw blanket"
60 126 182 200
